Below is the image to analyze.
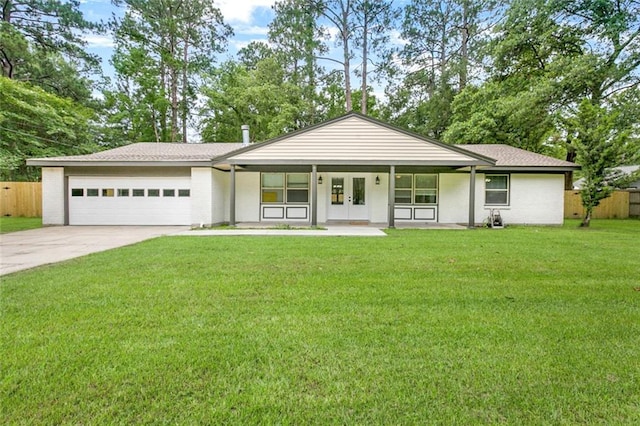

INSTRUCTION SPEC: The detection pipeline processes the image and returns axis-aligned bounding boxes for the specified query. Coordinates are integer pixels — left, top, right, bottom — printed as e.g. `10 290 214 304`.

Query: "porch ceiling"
215 164 468 173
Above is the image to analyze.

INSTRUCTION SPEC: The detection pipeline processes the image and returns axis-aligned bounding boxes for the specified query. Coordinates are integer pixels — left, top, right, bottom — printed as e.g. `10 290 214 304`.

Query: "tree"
201 58 305 142
570 100 629 227
0 77 96 181
352 0 396 114
492 0 640 159
388 0 499 137
269 0 327 125
0 0 101 102
108 0 231 142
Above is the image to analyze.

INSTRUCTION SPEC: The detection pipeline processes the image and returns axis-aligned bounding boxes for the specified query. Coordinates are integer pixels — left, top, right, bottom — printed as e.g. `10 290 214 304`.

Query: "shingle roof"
29 142 244 163
27 139 578 170
456 144 578 168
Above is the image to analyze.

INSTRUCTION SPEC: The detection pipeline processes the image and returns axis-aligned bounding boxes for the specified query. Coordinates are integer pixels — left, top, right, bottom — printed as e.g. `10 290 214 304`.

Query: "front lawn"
0 216 42 234
2 221 639 424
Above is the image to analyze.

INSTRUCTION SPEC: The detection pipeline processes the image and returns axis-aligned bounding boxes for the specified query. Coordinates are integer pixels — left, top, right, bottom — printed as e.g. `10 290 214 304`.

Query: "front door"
327 174 369 221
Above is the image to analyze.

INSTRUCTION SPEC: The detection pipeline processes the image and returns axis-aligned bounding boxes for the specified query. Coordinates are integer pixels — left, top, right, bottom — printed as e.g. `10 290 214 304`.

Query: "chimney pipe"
241 125 250 146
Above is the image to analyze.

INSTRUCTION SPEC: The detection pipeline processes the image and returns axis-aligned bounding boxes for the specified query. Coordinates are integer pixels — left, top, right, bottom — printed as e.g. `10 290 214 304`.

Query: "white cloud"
234 25 270 36
84 34 115 48
389 29 407 47
216 0 277 24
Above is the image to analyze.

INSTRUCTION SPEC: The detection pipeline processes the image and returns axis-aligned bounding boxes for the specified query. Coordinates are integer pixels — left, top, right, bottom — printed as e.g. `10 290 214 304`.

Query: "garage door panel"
69 176 191 225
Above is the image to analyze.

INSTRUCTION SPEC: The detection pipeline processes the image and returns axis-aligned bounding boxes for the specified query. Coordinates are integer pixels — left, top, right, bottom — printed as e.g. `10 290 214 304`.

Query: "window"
262 173 284 203
262 173 310 204
71 188 84 197
148 189 160 197
87 188 99 197
132 189 145 197
485 174 509 205
117 188 129 197
331 178 344 205
414 174 437 204
178 189 190 197
394 175 412 204
394 174 438 204
163 189 175 197
102 188 114 197
286 173 309 203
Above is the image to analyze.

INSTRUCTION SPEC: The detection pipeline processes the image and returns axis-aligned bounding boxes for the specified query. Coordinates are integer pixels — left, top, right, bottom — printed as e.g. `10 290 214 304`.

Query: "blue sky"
79 0 281 78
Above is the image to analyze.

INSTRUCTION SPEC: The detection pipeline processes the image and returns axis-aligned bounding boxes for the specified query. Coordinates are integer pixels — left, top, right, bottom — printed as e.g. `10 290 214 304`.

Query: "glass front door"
328 174 368 220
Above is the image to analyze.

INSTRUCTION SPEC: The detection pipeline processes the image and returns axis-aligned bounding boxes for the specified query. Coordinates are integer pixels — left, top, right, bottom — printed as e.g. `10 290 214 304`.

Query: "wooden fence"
630 190 640 218
0 182 42 218
564 190 632 219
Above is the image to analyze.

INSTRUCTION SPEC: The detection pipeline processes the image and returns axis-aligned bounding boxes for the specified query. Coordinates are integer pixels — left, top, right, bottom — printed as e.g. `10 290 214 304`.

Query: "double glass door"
327 174 368 220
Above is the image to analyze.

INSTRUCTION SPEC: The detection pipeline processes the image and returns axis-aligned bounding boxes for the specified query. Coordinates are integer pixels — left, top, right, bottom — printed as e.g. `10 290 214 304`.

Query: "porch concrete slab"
1 226 187 276
176 225 387 237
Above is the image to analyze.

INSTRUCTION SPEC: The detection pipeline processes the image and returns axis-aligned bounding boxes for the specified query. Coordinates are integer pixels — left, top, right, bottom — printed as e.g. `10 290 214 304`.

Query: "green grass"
0 216 42 234
2 220 639 424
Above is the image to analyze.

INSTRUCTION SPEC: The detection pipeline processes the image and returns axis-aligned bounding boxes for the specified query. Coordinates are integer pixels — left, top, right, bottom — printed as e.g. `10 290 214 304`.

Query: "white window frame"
261 173 309 204
485 174 510 206
394 173 438 205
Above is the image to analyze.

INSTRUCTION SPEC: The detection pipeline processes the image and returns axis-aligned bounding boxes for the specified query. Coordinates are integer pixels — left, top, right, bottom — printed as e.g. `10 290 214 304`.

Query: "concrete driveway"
0 226 187 276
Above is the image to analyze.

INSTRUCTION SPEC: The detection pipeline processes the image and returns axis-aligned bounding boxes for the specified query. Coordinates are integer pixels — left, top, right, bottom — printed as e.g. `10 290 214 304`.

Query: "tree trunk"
459 0 469 90
580 208 592 227
169 30 178 143
360 5 368 115
181 36 189 143
1 4 13 78
564 145 577 189
342 2 352 112
159 36 167 141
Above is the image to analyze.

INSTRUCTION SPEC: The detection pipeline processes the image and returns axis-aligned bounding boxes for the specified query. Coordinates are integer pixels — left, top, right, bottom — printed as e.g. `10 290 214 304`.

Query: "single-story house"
573 165 640 190
27 113 579 227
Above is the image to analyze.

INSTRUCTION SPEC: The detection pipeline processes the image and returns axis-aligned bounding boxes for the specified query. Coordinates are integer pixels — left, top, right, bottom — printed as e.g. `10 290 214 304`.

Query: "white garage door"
69 176 191 225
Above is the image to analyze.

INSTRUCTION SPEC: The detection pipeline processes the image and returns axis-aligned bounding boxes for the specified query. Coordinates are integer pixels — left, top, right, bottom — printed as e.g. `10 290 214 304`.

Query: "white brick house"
28 113 578 227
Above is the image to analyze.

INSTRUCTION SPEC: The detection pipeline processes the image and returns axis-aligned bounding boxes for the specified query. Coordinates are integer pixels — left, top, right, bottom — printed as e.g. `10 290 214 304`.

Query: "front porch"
227 168 481 228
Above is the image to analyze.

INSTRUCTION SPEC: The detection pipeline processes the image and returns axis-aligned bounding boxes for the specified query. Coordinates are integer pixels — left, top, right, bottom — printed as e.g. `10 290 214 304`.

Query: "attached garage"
68 176 191 225
28 143 243 226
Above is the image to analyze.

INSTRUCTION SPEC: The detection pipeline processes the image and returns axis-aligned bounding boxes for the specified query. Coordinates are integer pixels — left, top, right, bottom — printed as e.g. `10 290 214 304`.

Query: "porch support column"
388 165 395 228
229 164 236 226
468 165 476 229
311 164 318 227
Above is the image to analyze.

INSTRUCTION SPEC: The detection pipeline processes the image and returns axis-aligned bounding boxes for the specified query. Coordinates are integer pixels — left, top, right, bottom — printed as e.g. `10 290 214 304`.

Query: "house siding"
227 116 482 164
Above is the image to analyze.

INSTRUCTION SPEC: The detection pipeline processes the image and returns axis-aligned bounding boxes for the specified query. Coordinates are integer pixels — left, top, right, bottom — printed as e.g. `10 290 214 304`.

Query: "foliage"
444 78 556 152
0 0 101 102
0 77 97 181
201 58 306 142
105 0 231 142
570 100 630 227
3 223 640 423
387 0 499 138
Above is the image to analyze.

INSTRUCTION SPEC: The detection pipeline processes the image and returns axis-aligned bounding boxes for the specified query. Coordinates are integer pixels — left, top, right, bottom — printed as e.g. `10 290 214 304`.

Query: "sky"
79 0 280 78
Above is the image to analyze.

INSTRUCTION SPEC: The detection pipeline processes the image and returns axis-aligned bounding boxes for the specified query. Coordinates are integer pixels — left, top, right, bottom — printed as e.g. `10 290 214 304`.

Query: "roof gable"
216 113 495 167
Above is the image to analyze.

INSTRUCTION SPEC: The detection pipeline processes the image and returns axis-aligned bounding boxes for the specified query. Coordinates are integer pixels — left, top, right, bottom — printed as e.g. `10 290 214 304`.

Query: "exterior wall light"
375 175 380 185
318 176 323 185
